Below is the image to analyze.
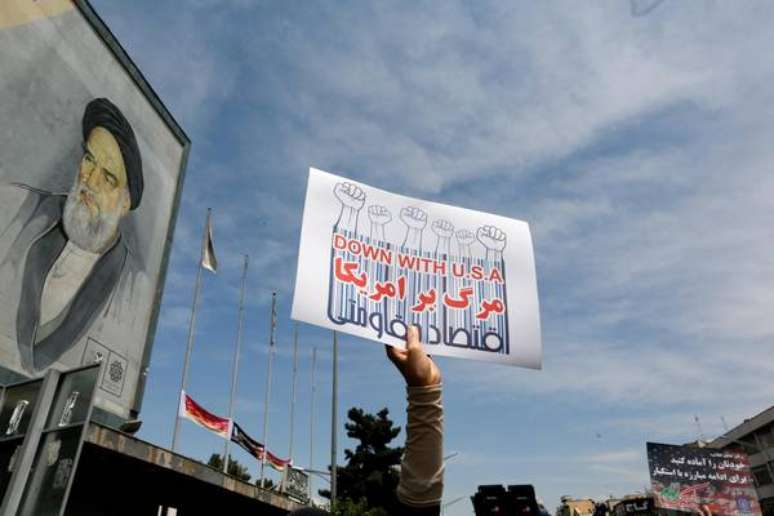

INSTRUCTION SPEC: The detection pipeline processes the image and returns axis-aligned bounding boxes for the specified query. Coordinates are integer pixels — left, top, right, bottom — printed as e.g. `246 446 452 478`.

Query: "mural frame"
75 0 191 418
0 0 190 421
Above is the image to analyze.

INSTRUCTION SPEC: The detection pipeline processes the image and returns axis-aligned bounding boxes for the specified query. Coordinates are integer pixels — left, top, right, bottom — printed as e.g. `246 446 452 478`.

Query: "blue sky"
90 1 774 513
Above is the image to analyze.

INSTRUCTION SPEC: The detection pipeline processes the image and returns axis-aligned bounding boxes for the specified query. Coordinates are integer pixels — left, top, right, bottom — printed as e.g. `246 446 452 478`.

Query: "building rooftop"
709 405 774 447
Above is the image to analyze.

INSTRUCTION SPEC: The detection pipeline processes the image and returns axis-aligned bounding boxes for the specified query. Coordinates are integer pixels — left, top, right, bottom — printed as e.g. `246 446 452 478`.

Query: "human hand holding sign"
334 182 366 233
477 224 506 262
400 207 427 250
386 325 441 387
385 325 444 512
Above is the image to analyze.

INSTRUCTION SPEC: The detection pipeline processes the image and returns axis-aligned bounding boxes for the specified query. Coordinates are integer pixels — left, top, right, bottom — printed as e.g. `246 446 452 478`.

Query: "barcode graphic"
327 230 509 354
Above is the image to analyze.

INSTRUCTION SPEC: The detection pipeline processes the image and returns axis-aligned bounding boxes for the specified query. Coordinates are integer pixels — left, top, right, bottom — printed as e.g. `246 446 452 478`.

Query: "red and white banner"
259 448 292 472
178 390 232 439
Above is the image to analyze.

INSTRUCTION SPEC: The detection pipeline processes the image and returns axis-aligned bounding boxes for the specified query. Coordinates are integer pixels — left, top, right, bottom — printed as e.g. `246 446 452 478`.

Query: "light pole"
442 495 466 516
438 453 462 515
330 331 338 510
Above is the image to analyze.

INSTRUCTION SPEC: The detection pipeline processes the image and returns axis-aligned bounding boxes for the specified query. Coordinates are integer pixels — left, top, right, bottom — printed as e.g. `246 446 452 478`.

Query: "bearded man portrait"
0 97 144 374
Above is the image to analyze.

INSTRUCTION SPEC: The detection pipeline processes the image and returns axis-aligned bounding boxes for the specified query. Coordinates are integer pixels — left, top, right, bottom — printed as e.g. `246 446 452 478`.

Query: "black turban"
82 98 143 210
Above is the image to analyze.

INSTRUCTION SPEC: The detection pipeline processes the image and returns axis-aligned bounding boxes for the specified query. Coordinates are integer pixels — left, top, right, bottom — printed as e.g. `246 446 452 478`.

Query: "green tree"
332 497 390 516
320 407 403 513
256 478 276 490
206 453 251 482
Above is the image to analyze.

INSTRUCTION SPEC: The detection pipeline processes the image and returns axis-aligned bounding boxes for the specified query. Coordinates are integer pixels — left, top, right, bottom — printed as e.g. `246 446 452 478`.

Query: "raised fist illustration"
400 207 428 230
455 229 475 258
431 219 454 255
477 225 506 251
368 205 392 225
431 219 454 238
400 206 427 250
333 182 365 233
334 182 366 210
455 229 475 246
368 205 391 241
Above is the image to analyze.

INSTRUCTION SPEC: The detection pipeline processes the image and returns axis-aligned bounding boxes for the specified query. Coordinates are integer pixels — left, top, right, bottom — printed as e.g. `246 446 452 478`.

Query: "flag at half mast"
231 423 291 471
231 422 264 458
201 208 218 273
178 390 232 439
261 449 292 472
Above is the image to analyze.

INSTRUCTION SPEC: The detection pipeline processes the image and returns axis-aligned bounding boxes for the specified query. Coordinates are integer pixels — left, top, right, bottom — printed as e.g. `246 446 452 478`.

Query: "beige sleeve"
397 383 444 508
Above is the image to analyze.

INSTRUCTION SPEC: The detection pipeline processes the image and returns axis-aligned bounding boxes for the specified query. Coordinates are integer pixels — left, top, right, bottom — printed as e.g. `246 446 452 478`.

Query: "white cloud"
583 450 641 464
90 2 774 513
252 2 761 191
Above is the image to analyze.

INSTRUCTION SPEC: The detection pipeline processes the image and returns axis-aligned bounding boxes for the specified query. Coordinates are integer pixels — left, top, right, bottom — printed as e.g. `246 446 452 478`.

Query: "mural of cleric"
0 98 143 374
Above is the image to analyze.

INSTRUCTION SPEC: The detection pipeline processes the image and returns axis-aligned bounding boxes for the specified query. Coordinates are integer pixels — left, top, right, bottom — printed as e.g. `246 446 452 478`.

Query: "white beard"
62 185 122 254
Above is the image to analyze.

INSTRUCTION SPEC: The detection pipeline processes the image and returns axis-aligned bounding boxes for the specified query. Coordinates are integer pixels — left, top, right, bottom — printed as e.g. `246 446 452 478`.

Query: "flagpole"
288 323 299 463
223 254 249 473
331 330 338 510
260 292 277 488
172 208 212 452
309 346 317 501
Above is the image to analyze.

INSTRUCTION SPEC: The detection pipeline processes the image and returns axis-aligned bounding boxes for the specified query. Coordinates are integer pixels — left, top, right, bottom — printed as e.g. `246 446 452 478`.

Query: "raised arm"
385 326 444 514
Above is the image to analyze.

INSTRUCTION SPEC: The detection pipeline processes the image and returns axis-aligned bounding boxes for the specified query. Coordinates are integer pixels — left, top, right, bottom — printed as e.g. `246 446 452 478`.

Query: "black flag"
230 422 264 459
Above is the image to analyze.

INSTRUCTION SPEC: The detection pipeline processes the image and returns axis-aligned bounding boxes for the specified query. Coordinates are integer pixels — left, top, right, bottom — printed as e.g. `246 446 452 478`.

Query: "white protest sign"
291 168 542 368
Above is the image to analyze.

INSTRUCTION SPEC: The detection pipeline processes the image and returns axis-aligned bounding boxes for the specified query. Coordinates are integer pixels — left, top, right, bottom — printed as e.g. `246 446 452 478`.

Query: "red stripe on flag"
257 448 292 471
179 391 232 439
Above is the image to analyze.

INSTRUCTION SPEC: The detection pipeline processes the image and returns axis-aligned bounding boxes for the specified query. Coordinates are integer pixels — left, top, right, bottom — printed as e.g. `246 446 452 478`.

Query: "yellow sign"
0 0 74 30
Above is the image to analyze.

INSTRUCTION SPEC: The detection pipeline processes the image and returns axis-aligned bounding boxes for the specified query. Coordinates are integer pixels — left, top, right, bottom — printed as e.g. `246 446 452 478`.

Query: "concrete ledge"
84 422 304 512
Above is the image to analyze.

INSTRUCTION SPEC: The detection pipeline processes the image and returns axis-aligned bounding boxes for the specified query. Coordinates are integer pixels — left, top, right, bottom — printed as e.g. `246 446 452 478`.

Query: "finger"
405 325 422 354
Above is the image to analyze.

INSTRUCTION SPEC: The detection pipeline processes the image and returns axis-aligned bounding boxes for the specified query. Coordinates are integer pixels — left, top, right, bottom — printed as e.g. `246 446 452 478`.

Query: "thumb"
385 344 405 364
